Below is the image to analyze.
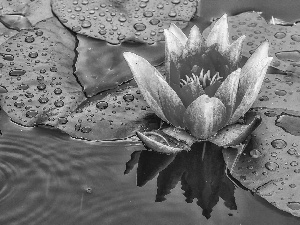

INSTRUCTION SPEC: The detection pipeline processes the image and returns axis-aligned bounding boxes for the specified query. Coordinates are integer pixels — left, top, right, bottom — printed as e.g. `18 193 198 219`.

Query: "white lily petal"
168 23 188 46
183 95 226 139
215 68 241 123
124 52 186 127
225 35 246 65
206 14 230 53
185 25 204 54
164 29 185 84
229 57 272 124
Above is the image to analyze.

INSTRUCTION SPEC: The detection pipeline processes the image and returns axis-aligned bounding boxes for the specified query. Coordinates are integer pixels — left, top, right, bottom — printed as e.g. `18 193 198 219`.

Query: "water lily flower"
123 14 272 153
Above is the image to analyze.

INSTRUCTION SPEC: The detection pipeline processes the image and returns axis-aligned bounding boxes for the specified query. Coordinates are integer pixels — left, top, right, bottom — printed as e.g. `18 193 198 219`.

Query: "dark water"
1 110 300 225
1 0 300 224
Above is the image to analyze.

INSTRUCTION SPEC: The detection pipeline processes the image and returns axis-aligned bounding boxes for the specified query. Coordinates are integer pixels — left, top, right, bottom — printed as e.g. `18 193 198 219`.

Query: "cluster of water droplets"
51 0 197 44
0 19 85 126
227 12 300 73
57 87 158 140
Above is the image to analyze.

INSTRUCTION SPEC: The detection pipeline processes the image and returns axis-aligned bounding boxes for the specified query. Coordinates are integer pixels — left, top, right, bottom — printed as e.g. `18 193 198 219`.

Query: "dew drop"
14 102 24 108
54 100 64 107
275 113 300 136
149 18 160 25
247 22 257 27
258 95 269 101
123 94 134 102
274 32 286 39
168 11 177 17
26 110 38 118
25 36 35 43
72 26 82 32
58 117 68 124
287 148 297 155
294 169 300 173
271 139 287 149
25 92 34 98
9 69 26 76
275 50 300 62
2 54 14 61
35 30 43 36
290 161 298 166
143 11 153 17
287 202 300 210
265 161 279 171
37 83 46 90
38 97 49 104
96 101 108 110
81 20 92 28
18 84 29 90
81 127 92 133
291 34 300 42
134 23 146 31
28 51 38 58
274 89 287 96
54 88 62 95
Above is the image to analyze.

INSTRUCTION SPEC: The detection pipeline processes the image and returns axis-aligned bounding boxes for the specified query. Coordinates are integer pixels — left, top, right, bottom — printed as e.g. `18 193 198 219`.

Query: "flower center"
180 68 223 89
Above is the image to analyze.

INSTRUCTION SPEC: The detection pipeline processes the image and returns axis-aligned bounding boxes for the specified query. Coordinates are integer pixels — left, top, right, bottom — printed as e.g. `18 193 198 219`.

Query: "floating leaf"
0 17 85 126
0 0 53 25
203 12 300 73
76 34 165 97
57 86 161 140
51 0 198 44
223 107 300 217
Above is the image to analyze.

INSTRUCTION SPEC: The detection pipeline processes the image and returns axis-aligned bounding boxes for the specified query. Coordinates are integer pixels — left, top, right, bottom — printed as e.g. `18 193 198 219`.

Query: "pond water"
1 0 300 224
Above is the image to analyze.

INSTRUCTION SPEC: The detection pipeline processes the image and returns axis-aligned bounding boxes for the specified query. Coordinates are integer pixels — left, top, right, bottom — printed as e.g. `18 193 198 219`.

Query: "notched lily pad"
204 12 300 73
0 0 53 25
76 34 165 97
51 0 198 44
223 107 300 217
0 17 85 126
57 86 161 140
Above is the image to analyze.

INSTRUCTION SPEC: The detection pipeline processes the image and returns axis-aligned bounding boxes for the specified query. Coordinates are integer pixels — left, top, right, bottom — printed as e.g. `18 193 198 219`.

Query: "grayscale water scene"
1 0 300 224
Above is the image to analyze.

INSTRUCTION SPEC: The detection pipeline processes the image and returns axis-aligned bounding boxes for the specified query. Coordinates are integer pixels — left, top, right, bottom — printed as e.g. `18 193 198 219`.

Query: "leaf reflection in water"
125 142 237 219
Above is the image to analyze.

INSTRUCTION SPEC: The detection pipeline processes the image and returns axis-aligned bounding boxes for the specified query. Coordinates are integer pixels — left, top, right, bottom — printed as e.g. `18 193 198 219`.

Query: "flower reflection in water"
125 142 237 219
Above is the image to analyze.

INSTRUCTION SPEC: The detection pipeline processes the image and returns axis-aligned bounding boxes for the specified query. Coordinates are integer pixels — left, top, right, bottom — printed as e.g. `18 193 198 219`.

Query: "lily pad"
203 12 300 73
0 17 85 126
57 85 161 140
223 107 300 217
0 0 53 25
75 34 165 97
51 0 198 44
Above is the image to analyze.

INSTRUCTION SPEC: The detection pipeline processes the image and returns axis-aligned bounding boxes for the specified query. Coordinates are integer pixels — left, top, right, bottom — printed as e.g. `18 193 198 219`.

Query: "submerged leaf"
75 35 165 97
51 0 198 44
